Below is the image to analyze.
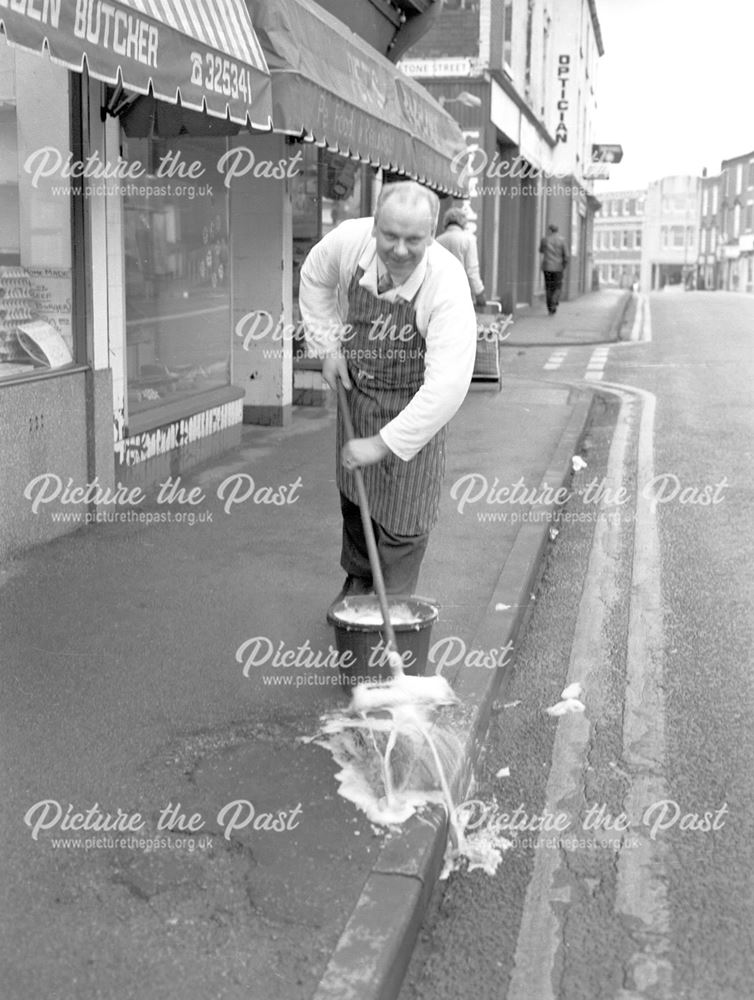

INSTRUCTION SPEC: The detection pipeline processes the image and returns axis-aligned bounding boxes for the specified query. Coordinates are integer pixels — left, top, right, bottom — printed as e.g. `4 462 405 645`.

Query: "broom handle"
336 378 401 666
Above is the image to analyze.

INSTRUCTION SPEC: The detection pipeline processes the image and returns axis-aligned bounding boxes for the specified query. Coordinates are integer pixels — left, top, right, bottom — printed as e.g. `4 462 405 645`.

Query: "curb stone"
607 290 633 341
617 291 641 342
312 386 598 1000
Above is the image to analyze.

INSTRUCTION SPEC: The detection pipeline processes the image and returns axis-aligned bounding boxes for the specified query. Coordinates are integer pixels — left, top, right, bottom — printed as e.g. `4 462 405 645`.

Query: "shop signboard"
0 0 272 127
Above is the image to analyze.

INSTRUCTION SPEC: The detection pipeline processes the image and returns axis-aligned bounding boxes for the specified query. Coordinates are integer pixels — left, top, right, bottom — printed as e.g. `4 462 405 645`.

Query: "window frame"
0 58 86 387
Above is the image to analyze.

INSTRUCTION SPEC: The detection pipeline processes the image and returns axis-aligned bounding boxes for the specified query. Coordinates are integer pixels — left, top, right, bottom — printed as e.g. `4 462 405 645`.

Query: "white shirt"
299 217 477 462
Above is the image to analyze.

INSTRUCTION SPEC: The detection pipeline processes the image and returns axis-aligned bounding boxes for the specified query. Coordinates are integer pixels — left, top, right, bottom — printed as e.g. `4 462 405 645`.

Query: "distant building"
697 172 721 290
717 150 754 293
595 155 754 295
592 190 645 289
640 176 700 291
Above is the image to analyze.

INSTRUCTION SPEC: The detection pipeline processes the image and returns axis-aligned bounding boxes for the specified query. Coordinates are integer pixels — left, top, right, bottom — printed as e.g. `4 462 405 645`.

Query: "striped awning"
246 0 468 195
0 0 272 129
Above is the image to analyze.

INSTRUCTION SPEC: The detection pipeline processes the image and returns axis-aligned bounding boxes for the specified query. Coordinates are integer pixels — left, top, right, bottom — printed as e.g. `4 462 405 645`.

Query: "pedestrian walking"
435 206 488 307
299 181 477 604
539 223 569 314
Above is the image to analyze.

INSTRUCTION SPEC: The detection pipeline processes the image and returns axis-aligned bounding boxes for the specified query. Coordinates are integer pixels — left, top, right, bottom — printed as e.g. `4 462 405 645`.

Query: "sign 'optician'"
555 54 570 144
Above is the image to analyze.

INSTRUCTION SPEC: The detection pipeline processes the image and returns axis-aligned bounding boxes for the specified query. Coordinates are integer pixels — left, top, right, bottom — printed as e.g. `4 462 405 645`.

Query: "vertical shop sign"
555 54 570 144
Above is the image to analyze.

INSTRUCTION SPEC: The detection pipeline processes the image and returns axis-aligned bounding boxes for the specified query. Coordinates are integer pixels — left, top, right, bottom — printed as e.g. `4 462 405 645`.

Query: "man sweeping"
299 181 477 607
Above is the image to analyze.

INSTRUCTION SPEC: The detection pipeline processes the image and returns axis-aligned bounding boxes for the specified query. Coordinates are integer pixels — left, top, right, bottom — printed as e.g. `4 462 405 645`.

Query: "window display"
0 46 75 379
122 135 232 416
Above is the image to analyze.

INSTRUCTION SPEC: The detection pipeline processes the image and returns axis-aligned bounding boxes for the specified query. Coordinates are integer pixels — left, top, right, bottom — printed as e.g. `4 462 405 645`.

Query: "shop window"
0 46 76 380
290 144 367 302
502 0 514 70
321 151 364 237
291 144 320 278
290 144 373 356
121 134 231 416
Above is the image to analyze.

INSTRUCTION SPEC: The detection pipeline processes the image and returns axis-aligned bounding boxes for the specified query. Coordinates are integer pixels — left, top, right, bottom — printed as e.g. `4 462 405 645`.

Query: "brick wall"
407 8 480 58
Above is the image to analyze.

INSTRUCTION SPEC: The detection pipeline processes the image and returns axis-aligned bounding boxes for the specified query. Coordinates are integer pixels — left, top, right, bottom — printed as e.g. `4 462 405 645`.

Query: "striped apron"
336 268 446 536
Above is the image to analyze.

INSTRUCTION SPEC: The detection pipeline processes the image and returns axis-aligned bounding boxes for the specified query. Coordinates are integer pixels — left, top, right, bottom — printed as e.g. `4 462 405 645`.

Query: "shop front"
0 0 272 552
1 0 467 555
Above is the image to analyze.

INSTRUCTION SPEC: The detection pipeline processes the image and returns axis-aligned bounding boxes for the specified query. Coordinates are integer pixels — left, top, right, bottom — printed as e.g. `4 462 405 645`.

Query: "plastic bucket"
327 595 439 687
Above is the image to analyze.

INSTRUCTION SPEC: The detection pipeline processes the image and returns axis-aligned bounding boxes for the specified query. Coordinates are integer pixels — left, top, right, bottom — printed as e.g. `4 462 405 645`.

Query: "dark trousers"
340 493 429 595
543 270 564 312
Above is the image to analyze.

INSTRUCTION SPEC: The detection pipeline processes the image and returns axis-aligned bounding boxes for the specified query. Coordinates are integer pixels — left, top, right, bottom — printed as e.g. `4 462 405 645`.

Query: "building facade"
717 150 754 293
592 190 645 289
399 0 604 311
697 172 721 290
595 153 754 294
0 0 466 557
640 175 700 291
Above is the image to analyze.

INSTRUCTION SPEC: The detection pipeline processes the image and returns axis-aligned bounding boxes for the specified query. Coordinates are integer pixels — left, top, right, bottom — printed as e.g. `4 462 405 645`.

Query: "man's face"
373 199 435 285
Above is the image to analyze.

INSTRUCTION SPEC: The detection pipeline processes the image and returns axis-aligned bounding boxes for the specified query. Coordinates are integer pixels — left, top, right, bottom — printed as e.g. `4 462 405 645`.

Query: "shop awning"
246 0 468 195
0 0 272 129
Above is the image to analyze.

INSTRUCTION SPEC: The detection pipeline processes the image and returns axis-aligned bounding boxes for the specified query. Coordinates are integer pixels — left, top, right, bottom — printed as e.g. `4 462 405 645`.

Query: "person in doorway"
299 181 477 605
435 206 488 307
539 223 569 314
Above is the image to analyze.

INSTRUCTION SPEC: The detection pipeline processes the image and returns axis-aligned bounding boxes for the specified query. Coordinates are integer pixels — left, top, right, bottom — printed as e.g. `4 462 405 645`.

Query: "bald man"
299 181 477 604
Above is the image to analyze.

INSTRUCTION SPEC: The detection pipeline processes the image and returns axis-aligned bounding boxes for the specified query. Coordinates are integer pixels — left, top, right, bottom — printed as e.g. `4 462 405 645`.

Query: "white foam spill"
441 825 514 878
311 720 446 826
309 705 514 878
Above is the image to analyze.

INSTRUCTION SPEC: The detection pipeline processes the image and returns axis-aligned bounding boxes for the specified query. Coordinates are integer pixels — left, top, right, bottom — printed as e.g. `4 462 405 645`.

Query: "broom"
336 379 457 714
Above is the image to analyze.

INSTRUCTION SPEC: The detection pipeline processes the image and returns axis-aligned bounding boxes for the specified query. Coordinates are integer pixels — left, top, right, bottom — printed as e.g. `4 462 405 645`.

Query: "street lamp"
438 91 482 109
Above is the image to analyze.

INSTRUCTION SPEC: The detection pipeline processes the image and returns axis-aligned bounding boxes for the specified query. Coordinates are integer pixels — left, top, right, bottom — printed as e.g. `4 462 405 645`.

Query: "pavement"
1 288 629 1000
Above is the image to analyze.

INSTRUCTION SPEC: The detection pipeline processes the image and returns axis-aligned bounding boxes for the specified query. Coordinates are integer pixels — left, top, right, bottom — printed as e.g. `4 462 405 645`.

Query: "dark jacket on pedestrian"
539 229 569 272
